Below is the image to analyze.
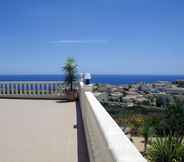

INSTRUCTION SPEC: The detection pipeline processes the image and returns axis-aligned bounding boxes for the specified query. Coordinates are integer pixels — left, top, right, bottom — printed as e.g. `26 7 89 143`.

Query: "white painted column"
42 83 45 95
52 83 56 95
7 83 9 95
46 83 49 95
25 83 29 95
1 83 3 95
32 83 35 95
9 82 12 94
0 83 2 95
34 83 37 95
12 83 15 94
3 83 6 95
10 83 13 94
20 83 23 95
0 83 3 94
15 83 18 95
48 83 51 94
38 83 41 95
22 83 25 95
43 83 45 95
26 83 28 95
50 83 53 95
39 83 42 95
28 83 31 95
7 83 10 95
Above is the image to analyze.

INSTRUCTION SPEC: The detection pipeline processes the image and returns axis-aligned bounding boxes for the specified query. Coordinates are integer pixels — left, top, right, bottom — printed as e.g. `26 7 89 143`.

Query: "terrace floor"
0 99 89 162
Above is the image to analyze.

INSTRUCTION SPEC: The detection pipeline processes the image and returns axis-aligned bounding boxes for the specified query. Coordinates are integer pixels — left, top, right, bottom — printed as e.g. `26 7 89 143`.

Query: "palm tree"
141 120 153 153
63 57 78 91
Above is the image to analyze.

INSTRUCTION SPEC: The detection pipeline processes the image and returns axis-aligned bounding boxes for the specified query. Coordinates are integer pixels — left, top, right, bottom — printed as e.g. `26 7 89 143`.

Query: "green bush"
147 137 184 162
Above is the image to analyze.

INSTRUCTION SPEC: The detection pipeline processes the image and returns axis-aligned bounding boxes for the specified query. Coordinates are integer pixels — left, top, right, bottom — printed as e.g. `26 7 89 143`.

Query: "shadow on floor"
55 100 71 103
75 102 90 162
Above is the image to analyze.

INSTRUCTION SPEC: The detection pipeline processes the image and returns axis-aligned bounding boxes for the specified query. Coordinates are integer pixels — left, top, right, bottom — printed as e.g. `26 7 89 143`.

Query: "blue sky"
0 0 184 74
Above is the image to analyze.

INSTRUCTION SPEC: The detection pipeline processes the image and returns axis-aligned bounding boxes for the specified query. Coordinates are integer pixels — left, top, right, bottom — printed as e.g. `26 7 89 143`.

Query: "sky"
0 0 184 75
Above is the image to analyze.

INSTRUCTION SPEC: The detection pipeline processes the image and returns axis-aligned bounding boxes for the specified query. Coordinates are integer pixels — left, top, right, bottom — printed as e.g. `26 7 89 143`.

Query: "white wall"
80 82 147 162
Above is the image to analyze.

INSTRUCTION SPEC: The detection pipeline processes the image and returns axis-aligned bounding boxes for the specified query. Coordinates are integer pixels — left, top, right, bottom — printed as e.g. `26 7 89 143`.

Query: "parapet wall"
79 82 147 162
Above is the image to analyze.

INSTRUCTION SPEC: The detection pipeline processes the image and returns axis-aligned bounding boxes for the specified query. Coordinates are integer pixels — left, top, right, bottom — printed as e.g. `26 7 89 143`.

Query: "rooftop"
0 99 89 162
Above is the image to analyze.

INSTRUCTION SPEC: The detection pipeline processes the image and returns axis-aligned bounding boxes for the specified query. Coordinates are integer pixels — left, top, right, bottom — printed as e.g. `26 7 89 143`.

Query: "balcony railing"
80 82 147 162
0 81 64 98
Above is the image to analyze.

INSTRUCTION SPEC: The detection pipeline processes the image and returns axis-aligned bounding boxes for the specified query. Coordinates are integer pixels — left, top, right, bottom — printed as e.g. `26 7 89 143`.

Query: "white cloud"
49 39 108 44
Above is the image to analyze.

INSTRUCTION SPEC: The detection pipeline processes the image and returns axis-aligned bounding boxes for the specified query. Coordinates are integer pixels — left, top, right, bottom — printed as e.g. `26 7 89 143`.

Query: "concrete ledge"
80 83 147 162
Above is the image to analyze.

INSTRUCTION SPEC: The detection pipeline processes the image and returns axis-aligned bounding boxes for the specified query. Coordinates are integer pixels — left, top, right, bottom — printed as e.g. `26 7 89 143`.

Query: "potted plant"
63 57 78 101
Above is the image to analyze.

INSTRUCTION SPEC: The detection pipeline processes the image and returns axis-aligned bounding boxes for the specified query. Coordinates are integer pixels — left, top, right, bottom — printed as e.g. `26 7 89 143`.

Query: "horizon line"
0 73 184 76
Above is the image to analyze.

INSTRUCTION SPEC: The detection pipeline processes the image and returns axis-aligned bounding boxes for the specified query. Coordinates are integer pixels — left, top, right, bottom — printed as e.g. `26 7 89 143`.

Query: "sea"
0 74 184 85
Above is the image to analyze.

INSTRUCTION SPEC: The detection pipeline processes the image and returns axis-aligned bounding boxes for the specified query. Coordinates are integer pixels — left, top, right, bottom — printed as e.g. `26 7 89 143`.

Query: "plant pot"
65 90 78 101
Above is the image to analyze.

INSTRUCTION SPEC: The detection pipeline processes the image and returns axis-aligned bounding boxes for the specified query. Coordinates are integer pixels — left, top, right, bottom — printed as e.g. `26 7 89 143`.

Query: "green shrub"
147 137 184 162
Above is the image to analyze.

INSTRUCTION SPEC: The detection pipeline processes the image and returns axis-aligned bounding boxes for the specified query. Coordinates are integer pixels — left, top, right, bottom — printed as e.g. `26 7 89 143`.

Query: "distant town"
94 80 184 108
93 80 184 154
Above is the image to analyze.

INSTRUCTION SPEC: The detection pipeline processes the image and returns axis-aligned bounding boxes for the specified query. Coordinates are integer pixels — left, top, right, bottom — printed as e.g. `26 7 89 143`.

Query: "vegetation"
155 94 175 108
98 91 184 161
147 137 184 162
141 119 154 152
63 57 78 100
147 101 184 162
156 101 184 142
63 57 78 91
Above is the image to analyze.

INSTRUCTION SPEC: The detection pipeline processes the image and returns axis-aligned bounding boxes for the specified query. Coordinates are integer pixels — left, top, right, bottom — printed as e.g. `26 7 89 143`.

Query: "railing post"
33 83 36 95
20 83 23 95
46 83 49 95
22 83 24 95
0 83 2 95
11 83 14 95
28 83 31 95
42 83 45 95
51 83 54 95
15 83 18 95
3 83 5 95
7 83 10 95
39 83 42 95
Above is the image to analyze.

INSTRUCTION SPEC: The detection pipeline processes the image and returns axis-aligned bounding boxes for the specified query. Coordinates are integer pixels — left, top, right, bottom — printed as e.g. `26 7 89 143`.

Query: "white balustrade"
0 81 63 99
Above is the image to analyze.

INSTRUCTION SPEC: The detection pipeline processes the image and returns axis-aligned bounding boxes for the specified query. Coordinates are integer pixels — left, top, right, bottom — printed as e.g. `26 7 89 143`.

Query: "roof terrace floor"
0 99 89 162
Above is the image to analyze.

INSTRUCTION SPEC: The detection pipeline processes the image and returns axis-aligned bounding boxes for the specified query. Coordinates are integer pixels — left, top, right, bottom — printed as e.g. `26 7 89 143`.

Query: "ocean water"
0 75 65 82
0 74 184 85
92 75 184 85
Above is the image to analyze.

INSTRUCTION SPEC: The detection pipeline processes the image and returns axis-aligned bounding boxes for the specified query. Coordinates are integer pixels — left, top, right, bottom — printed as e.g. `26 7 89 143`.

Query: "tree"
141 119 153 152
157 101 184 143
148 101 184 162
63 57 78 91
